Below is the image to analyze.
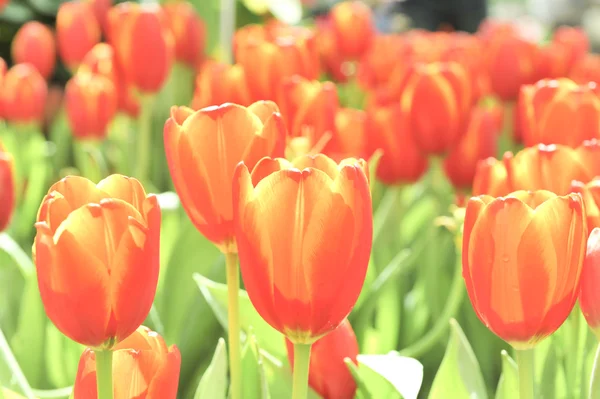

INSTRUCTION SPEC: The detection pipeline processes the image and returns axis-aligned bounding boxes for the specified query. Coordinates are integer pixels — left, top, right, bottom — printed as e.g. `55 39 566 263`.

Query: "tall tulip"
1 63 48 127
190 61 251 110
163 1 205 67
570 54 600 85
329 0 374 60
56 1 101 70
11 22 56 79
233 154 372 399
580 228 600 339
0 141 15 232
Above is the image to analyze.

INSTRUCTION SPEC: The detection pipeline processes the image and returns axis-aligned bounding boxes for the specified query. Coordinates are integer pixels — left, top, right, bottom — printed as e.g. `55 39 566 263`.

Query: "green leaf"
357 352 423 399
44 324 84 389
0 327 35 399
241 329 270 399
428 319 488 399
194 274 287 361
32 387 73 399
495 350 518 399
0 236 27 340
195 338 228 399
241 0 269 15
367 149 383 194
268 0 302 24
259 350 320 399
589 345 600 399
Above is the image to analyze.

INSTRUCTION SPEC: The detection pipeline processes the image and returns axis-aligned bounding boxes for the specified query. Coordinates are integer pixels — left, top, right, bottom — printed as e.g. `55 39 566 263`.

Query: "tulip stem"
95 349 113 399
516 349 535 399
225 252 242 399
292 343 312 399
136 95 155 186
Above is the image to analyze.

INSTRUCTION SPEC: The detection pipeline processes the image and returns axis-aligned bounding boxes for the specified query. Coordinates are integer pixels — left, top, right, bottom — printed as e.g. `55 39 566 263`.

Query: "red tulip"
190 60 251 110
11 22 56 79
329 0 374 59
553 26 589 69
0 140 15 232
164 1 205 67
580 228 600 338
1 63 48 126
56 1 101 70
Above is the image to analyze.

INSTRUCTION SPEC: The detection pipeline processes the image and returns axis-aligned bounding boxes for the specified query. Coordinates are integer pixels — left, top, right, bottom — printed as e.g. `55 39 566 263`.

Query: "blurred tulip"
0 57 7 118
571 178 600 234
11 22 56 80
190 60 251 110
0 141 15 232
329 0 374 60
74 326 180 398
401 61 472 154
56 1 101 70
535 43 571 80
0 0 7 12
286 319 358 399
517 78 600 147
87 0 112 36
444 102 503 189
365 101 428 184
580 228 600 339
164 1 205 67
164 101 286 253
45 85 65 132
34 175 160 348
463 190 586 348
570 54 600 85
553 26 589 70
477 19 518 41
233 154 372 343
65 71 118 140
314 16 349 83
108 2 174 93
327 107 367 161
472 157 511 197
1 63 48 126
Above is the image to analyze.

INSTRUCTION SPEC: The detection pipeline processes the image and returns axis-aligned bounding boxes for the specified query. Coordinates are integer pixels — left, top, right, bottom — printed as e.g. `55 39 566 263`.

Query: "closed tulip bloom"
365 101 428 185
327 107 368 161
34 175 160 348
74 326 180 398
56 1 101 70
570 54 600 85
463 190 586 348
11 22 56 80
472 157 512 197
329 1 374 59
401 61 472 154
518 78 600 147
87 0 112 35
571 179 600 233
65 71 117 140
190 60 251 110
444 102 503 189
553 26 589 69
164 101 286 253
286 319 358 399
580 229 600 338
314 17 349 83
1 63 48 126
233 154 372 343
535 43 571 80
108 2 174 93
164 1 205 67
0 141 15 232
357 35 409 92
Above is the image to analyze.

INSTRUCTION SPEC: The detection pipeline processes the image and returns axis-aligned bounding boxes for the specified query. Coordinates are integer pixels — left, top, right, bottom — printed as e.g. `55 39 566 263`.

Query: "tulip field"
2 0 600 398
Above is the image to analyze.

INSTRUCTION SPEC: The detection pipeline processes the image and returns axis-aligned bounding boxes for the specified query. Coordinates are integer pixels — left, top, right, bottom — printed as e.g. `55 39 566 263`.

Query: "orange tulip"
108 2 174 93
571 178 600 234
329 0 374 60
553 26 589 70
286 319 358 399
326 107 368 161
34 175 160 348
73 326 180 398
164 1 205 67
86 0 112 35
400 61 473 154
444 102 503 189
357 35 409 92
314 16 349 83
56 1 101 70
535 43 571 80
580 229 600 338
233 154 372 343
65 71 117 140
11 22 56 80
0 141 15 232
190 60 251 110
1 63 48 126
472 157 512 197
463 190 586 348
365 101 428 184
517 78 600 147
570 54 600 85
163 101 286 253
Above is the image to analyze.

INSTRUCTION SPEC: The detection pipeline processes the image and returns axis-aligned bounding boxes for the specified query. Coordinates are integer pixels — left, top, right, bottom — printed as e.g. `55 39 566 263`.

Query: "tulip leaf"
241 329 270 399
242 0 269 15
194 274 287 361
44 324 84 389
428 319 488 399
259 349 321 399
0 236 27 341
31 387 73 399
0 327 35 399
356 352 423 399
195 338 228 399
367 149 383 194
494 350 518 399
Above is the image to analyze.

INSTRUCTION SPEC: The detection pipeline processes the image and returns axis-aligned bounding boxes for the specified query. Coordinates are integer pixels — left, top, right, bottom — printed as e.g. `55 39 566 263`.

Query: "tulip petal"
97 174 147 213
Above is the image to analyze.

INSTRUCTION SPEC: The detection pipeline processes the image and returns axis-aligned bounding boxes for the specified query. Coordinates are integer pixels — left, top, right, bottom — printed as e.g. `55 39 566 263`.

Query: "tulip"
190 60 251 110
570 54 600 85
73 326 181 399
164 1 205 67
553 26 589 69
87 0 112 35
329 0 374 59
535 43 571 80
580 229 600 339
56 1 101 70
11 22 56 80
357 35 409 92
444 102 503 189
463 190 586 348
472 157 512 197
1 63 48 126
365 101 428 185
286 319 358 399
0 141 15 232
400 61 473 154
517 78 600 147
571 179 600 234
327 107 367 161
34 175 160 348
314 17 349 83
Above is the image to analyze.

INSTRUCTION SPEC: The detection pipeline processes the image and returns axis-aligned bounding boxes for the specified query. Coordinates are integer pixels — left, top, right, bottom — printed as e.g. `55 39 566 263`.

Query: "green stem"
95 350 113 399
589 343 600 399
292 343 312 399
516 349 535 399
136 96 156 185
569 305 581 396
74 140 105 182
219 0 236 63
225 252 241 399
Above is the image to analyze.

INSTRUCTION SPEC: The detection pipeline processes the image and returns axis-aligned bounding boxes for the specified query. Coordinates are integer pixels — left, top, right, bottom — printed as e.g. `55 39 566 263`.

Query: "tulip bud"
190 60 251 110
286 319 358 399
11 22 56 80
34 175 161 348
56 1 101 70
463 190 586 348
330 1 374 60
535 43 571 80
1 63 48 126
73 326 180 398
570 54 600 85
553 26 589 69
233 155 372 343
0 141 15 232
87 0 112 36
65 71 118 140
164 1 205 67
327 107 367 161
440 34 490 100
472 157 512 197
164 101 286 253
580 228 600 339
